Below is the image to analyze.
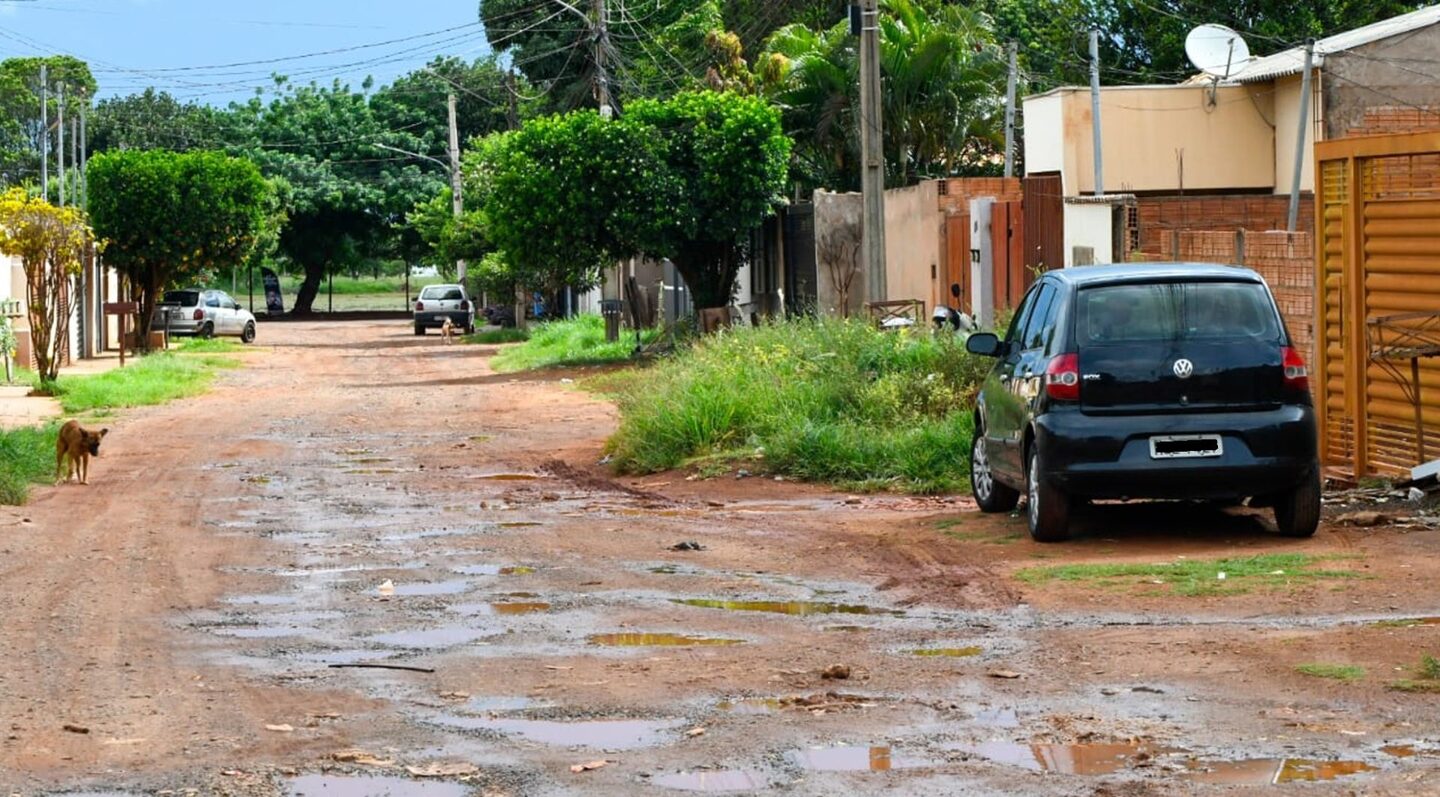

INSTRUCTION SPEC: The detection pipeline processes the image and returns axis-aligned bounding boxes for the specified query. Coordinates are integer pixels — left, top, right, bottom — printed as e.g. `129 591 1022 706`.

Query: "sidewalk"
0 350 124 430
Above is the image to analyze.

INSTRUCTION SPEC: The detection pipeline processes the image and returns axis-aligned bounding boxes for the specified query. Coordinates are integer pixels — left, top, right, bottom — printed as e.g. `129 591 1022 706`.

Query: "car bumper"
1036 406 1318 500
415 312 472 327
156 321 205 335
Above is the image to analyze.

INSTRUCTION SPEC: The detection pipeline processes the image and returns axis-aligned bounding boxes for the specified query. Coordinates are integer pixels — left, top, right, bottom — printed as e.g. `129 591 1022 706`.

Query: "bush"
492 315 659 372
602 318 990 494
0 424 58 505
47 351 238 414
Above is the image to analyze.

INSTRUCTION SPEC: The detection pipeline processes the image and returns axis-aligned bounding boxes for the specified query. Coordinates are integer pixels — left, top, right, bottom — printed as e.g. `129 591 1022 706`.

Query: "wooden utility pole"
506 68 519 131
858 0 887 302
592 0 612 117
447 92 466 283
1003 41 1019 179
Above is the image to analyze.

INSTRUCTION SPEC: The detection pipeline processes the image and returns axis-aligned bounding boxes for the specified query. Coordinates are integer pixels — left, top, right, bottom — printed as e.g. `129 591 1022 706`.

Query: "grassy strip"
602 318 989 494
464 328 530 345
47 350 239 414
0 424 58 505
492 315 658 372
1389 656 1440 692
275 275 443 295
1295 663 1366 681
1015 554 1363 597
174 337 245 354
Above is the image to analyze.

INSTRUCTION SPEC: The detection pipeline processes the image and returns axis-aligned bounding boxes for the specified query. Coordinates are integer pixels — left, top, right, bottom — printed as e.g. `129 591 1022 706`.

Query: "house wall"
883 181 941 309
1273 72 1319 194
813 190 864 317
1062 203 1114 265
1325 26 1440 139
1135 194 1314 256
1024 86 1276 196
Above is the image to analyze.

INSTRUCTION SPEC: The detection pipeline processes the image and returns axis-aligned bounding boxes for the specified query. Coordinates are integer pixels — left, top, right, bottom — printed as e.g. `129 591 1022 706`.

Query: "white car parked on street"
154 289 258 342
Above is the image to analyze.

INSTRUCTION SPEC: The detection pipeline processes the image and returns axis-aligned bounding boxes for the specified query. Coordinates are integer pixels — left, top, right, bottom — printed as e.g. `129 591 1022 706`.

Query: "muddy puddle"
221 594 298 606
673 599 899 616
717 697 786 714
367 627 497 650
287 774 471 796
290 648 399 666
1187 758 1378 785
449 601 551 616
387 579 473 597
451 564 536 576
972 707 1020 727
910 647 981 657
475 473 544 481
788 745 937 771
431 715 679 749
589 633 745 647
651 770 768 792
960 741 1171 775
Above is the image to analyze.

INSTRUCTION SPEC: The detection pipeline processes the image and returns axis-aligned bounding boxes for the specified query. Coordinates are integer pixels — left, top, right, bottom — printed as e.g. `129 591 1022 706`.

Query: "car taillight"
1045 353 1081 401
1282 346 1309 392
459 300 469 311
192 309 204 321
415 301 424 311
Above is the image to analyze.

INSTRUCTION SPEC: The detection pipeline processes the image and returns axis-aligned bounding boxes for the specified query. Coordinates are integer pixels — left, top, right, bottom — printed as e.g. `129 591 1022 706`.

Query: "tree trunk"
134 276 162 354
293 262 324 315
671 239 740 327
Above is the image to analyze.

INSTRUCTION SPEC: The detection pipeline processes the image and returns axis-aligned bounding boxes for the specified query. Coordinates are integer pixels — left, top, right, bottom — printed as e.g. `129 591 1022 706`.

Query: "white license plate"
1149 434 1223 459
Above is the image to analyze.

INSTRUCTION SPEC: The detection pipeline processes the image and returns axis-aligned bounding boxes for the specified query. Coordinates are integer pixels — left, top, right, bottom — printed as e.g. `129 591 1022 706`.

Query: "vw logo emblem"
1173 359 1195 379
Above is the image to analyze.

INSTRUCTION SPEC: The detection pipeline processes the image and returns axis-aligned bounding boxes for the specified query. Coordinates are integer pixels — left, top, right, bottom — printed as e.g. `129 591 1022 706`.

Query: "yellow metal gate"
1315 132 1440 477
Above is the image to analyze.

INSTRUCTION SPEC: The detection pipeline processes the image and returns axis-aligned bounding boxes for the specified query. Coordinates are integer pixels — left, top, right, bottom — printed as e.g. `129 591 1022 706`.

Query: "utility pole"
506 68 519 131
39 64 47 201
56 82 64 207
859 0 887 302
78 99 87 208
1287 40 1315 233
446 92 466 283
1003 40 1019 179
1089 30 1104 197
592 0 612 117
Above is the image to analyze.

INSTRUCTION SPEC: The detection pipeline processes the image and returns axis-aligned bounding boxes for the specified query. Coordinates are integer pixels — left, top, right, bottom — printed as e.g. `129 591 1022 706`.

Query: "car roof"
424 284 464 289
1044 263 1264 288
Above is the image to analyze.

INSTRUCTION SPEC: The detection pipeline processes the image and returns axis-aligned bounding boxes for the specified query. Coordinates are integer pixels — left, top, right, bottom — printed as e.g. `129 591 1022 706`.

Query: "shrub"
0 424 57 505
603 318 989 493
492 315 658 372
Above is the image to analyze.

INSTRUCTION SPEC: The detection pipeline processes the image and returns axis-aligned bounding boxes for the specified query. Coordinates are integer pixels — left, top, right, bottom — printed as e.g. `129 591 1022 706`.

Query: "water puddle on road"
432 715 678 749
651 770 768 792
213 625 318 639
788 746 937 772
452 565 536 576
673 599 899 616
287 775 471 797
717 697 785 714
475 473 544 481
961 741 1172 775
589 633 745 647
290 648 399 666
450 601 551 616
222 594 299 607
389 580 473 597
1186 758 1378 784
973 707 1021 727
911 647 982 658
367 627 496 650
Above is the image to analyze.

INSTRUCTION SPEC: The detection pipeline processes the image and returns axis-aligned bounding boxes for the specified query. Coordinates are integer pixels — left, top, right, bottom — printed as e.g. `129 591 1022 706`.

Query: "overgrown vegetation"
0 424 57 505
466 328 530 345
1389 655 1440 693
491 316 658 373
601 318 989 493
1295 663 1366 681
1015 554 1364 597
45 351 239 414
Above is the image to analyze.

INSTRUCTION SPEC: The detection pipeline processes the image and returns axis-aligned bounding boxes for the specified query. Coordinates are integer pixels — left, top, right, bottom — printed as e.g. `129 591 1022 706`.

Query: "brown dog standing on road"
55 420 108 485
440 317 457 345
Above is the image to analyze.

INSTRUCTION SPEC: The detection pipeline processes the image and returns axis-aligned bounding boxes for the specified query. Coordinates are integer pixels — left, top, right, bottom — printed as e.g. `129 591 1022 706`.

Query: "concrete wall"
883 181 941 309
1273 72 1318 195
1325 25 1440 139
813 190 864 317
1024 85 1277 195
1063 203 1114 266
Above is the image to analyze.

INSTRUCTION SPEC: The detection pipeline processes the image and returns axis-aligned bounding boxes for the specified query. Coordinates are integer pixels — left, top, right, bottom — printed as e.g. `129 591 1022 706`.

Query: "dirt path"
1 321 1438 796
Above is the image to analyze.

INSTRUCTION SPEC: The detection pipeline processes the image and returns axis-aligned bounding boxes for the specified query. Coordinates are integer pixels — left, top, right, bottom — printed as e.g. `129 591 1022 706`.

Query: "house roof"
1222 4 1440 83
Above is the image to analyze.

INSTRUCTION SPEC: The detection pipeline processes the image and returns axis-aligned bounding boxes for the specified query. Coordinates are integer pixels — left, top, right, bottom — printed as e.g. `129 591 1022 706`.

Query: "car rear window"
163 291 199 306
1076 282 1279 344
420 286 463 300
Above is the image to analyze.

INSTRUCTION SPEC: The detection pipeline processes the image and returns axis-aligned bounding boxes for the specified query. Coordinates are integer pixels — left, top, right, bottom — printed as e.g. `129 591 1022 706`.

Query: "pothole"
651 770 768 792
673 599 899 616
388 580 473 597
431 716 679 749
366 627 497 650
287 774 471 796
589 633 745 647
1187 758 1378 784
451 565 536 576
788 745 937 771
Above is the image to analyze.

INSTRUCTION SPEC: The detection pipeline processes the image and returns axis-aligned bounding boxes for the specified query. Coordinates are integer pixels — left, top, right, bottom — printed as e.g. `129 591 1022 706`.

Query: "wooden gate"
1023 174 1064 272
943 214 969 313
1315 132 1440 477
991 200 1028 309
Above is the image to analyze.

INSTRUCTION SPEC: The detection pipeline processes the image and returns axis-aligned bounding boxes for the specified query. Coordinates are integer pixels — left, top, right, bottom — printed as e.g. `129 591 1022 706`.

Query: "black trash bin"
601 299 624 343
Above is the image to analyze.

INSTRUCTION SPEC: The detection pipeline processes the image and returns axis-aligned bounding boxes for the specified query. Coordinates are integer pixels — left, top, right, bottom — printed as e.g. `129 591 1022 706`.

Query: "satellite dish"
1186 24 1251 79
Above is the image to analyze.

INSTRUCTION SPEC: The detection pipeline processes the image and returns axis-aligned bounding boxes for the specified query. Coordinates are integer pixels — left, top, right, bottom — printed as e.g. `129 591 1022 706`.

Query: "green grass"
0 424 58 505
491 315 658 372
1390 658 1440 693
46 351 239 414
174 337 245 354
601 317 991 494
1015 554 1364 597
1422 655 1440 680
1296 663 1366 681
1388 679 1440 693
465 327 530 345
275 274 443 295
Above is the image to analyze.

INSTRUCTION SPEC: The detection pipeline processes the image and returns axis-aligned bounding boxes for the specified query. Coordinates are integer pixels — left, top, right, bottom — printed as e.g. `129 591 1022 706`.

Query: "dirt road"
2 321 1438 796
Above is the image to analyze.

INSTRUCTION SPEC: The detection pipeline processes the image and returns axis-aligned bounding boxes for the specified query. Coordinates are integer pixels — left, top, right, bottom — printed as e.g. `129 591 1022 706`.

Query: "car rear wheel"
971 434 1019 513
199 322 214 339
1273 468 1321 538
1026 445 1072 542
241 321 256 344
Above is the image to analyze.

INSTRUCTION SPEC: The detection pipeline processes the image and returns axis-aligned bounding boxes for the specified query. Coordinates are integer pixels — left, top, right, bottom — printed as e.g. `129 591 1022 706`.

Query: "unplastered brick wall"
936 177 1022 215
1349 105 1440 137
1135 195 1314 256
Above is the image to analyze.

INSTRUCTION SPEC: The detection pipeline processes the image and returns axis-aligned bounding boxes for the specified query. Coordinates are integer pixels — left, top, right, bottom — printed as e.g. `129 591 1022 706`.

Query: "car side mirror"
950 283 961 299
965 332 1003 357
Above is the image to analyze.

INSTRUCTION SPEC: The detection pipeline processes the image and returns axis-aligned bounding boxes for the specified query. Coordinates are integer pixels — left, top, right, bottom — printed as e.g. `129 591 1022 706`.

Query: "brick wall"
1142 230 1315 367
936 177 1022 215
1348 105 1440 137
1136 194 1314 256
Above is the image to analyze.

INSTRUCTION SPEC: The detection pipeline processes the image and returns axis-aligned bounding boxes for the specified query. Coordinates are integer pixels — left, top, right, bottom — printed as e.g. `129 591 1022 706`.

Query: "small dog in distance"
55 420 108 485
440 317 457 345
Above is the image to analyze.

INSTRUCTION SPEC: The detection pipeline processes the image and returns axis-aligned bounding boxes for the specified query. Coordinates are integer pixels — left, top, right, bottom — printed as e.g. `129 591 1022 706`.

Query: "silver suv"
154 289 258 342
413 284 476 335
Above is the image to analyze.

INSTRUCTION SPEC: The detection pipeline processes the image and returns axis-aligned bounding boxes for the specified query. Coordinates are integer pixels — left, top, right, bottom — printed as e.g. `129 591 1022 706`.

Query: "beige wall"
883 181 941 308
1273 72 1318 195
1063 203 1115 266
1025 85 1277 194
814 190 865 317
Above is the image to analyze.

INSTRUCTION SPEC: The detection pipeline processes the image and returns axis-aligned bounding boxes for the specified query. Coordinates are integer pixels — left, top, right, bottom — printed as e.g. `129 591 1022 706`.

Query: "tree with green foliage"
370 55 523 164
0 188 95 381
404 187 489 282
88 88 224 154
626 90 791 310
87 150 270 347
0 56 96 188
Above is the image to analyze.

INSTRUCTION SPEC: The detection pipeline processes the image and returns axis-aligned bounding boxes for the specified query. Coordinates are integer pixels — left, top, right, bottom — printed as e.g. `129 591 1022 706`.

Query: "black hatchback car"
965 264 1319 542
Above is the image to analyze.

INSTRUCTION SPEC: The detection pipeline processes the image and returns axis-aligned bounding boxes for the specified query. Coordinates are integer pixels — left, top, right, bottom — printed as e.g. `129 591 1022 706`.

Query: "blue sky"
0 0 486 105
